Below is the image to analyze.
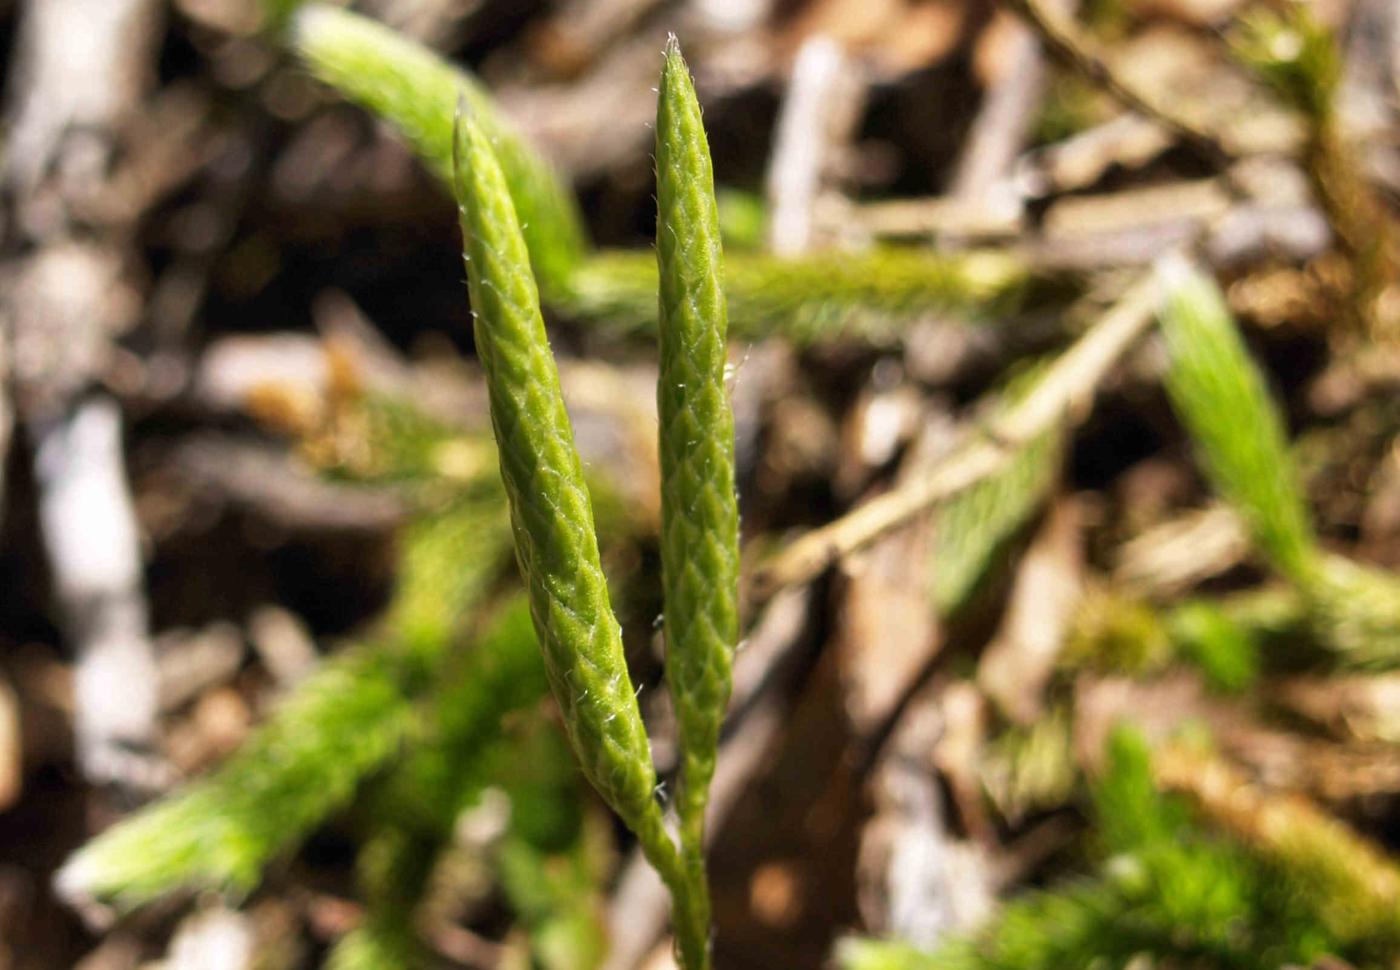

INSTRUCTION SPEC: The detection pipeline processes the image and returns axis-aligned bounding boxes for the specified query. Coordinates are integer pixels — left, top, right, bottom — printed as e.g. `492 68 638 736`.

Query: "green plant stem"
330 598 550 968
653 38 736 970
55 438 514 910
1157 742 1400 955
326 825 436 970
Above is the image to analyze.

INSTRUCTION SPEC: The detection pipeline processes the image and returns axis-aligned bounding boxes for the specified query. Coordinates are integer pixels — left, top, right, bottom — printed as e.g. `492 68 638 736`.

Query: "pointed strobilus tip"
450 92 474 203
661 33 693 91
659 35 703 132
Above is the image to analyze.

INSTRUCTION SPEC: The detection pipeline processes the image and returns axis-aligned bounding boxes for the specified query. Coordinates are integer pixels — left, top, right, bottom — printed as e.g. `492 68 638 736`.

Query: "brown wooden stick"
754 269 1163 595
1001 0 1234 168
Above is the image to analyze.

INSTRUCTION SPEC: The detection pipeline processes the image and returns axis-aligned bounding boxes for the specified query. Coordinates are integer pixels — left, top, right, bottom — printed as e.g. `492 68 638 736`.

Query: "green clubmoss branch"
56 646 413 909
328 598 551 969
57 469 513 910
1158 257 1319 585
1158 259 1400 666
836 729 1367 970
559 247 1028 343
290 3 586 293
932 361 1063 616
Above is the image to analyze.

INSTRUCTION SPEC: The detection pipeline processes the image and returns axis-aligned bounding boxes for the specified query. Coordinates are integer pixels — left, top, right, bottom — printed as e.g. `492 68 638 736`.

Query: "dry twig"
765 36 866 255
1001 0 1234 168
755 269 1163 594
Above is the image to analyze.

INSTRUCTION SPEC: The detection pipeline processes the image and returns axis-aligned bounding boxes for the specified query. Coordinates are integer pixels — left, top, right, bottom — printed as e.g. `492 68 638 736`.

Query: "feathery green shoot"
489 727 611 970
385 489 512 662
329 598 551 969
451 100 691 939
933 423 1060 616
57 646 412 908
1158 260 1400 665
1159 743 1400 958
290 4 586 292
835 730 1352 970
58 471 513 910
286 4 1030 345
326 825 437 970
654 37 738 970
285 3 1032 348
561 247 1027 343
375 598 548 837
1167 600 1260 693
1308 555 1400 668
1157 258 1319 584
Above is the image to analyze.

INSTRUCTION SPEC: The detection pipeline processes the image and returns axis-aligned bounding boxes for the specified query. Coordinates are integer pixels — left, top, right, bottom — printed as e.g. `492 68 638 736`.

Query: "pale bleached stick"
946 4 1072 219
765 36 866 256
158 903 254 970
1001 0 1233 167
34 398 165 787
3 0 165 788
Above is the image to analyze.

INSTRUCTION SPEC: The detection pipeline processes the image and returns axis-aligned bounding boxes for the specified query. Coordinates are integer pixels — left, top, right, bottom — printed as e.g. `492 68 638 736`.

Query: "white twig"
765 37 865 256
857 681 994 945
946 5 1070 225
3 0 164 788
157 903 254 970
35 397 164 786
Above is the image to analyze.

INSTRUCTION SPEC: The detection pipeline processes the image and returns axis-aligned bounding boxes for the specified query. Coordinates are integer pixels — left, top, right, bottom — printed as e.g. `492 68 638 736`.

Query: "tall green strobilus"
654 34 740 965
452 37 737 970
